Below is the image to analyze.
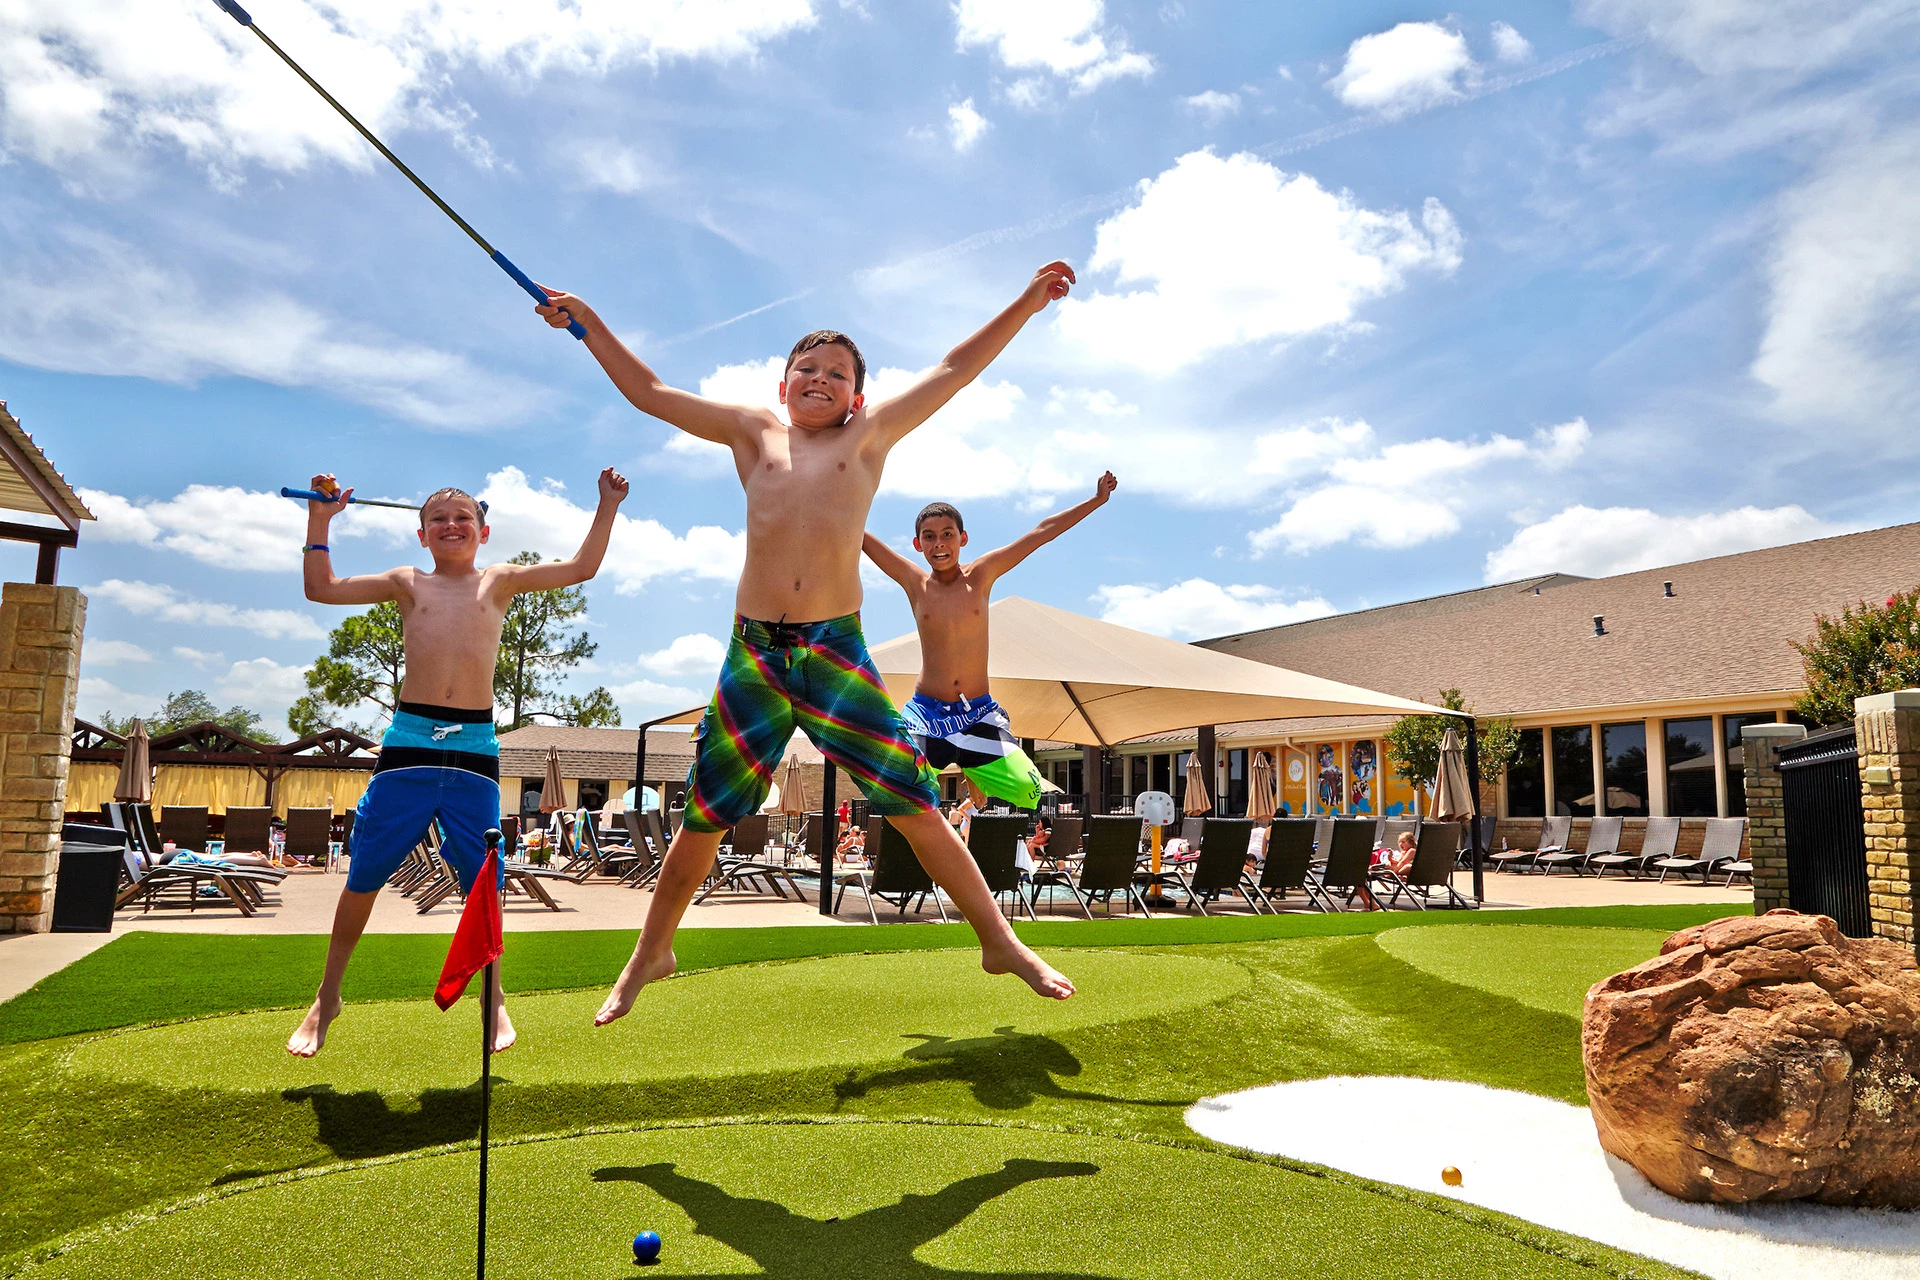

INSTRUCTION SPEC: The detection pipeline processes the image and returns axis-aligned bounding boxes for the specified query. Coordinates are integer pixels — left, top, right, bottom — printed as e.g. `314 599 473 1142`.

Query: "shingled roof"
497 725 695 783
1196 521 1920 722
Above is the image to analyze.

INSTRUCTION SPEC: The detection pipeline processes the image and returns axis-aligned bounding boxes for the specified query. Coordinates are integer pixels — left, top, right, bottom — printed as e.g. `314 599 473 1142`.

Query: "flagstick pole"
477 830 501 1280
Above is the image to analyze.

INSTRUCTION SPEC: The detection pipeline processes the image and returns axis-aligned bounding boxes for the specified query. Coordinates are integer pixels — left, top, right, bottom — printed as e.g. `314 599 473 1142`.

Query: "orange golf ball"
1441 1166 1463 1187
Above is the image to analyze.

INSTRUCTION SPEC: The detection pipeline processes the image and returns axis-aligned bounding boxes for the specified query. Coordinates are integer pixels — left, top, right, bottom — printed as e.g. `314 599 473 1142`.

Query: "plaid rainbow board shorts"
682 613 940 833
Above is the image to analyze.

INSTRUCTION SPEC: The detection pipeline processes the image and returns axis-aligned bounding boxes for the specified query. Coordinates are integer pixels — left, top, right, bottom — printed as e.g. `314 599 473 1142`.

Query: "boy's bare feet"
287 993 342 1057
982 938 1075 1000
594 948 677 1026
489 984 517 1053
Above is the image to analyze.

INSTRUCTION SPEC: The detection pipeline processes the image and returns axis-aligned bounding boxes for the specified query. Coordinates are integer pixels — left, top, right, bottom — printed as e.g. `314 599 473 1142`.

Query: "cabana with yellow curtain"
67 720 379 817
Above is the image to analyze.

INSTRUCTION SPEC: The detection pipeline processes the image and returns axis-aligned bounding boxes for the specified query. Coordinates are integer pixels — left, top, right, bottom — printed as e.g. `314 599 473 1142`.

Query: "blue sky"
3 0 1917 733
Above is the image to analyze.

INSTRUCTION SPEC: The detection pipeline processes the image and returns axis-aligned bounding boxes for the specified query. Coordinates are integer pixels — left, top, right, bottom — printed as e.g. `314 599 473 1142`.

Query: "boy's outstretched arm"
534 290 766 447
862 532 924 596
302 474 404 606
497 469 630 593
970 472 1117 586
866 261 1075 447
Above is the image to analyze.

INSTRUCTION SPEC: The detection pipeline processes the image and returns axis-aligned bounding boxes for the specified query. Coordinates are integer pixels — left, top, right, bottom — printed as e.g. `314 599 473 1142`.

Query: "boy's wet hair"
419 487 486 528
786 330 867 395
916 502 964 536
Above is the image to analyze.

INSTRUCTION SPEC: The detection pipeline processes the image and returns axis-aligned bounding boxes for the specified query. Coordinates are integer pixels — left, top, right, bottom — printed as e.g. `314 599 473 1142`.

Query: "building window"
518 780 543 818
1129 755 1148 799
1152 754 1171 794
1226 748 1248 817
1507 728 1545 817
1104 752 1123 812
1723 712 1780 817
1600 723 1649 817
1067 756 1084 798
1173 751 1191 810
1663 717 1716 817
1551 726 1594 816
578 779 609 812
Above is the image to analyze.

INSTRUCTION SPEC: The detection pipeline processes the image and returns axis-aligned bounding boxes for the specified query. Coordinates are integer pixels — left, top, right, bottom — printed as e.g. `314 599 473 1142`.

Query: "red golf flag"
434 851 503 1010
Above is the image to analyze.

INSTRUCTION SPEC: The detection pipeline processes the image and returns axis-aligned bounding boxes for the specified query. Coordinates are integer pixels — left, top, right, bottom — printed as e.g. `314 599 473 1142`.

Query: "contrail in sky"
672 37 1635 339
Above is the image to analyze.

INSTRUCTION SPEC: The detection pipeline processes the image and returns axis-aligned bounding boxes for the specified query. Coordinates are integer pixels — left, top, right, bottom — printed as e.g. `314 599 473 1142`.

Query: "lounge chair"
1454 816 1497 868
1027 816 1086 914
1312 817 1334 859
1589 816 1677 878
222 806 275 857
836 819 949 923
577 817 642 879
1487 815 1569 873
1179 818 1267 914
284 807 333 867
1257 818 1331 911
1068 815 1155 918
1379 817 1418 851
117 854 265 916
1371 821 1471 909
1653 818 1747 884
1538 816 1622 876
967 814 1035 920
1319 818 1379 910
160 806 210 853
695 813 803 902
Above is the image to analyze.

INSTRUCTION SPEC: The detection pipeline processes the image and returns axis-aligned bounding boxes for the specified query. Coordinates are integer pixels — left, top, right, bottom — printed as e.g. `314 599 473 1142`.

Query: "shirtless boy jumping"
863 472 1117 809
287 469 629 1057
534 263 1079 1021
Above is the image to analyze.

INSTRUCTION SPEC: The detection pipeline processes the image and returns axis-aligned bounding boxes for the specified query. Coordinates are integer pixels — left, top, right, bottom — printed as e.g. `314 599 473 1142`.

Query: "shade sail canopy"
863 597 1452 746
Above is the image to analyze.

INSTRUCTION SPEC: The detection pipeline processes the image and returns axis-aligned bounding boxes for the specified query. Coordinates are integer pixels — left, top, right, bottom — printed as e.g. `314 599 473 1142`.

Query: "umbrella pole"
1466 718 1485 905
819 765 836 917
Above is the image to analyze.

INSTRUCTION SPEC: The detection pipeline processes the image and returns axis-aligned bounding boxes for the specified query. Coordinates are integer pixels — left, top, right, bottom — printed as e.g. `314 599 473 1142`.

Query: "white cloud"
1327 22 1475 118
216 656 311 727
80 639 151 666
1249 419 1590 556
1490 21 1533 64
173 646 225 667
0 0 818 181
947 98 990 152
1752 128 1920 424
635 633 728 679
0 225 543 428
1093 579 1335 639
1576 0 1914 78
1181 89 1240 124
607 677 705 718
1483 504 1844 581
1052 149 1462 368
86 579 326 640
76 482 418 572
953 0 1154 94
563 139 669 195
77 676 159 723
475 467 745 593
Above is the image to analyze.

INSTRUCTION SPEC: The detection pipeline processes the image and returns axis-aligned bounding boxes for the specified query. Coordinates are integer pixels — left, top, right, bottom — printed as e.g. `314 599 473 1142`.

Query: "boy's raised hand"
598 467 631 506
1093 470 1118 503
307 473 352 516
1020 260 1076 314
534 286 595 335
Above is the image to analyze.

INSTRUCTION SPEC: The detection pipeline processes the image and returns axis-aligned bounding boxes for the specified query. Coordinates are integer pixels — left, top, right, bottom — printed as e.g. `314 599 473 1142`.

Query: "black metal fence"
1778 725 1871 937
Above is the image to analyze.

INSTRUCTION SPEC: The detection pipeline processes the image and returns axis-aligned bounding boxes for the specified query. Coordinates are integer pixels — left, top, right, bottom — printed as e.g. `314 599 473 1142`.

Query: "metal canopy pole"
1466 717 1485 905
819 763 837 917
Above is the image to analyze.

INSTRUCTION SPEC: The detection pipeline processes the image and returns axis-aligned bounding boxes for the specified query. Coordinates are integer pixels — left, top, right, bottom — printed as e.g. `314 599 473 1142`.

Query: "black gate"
1778 725 1870 936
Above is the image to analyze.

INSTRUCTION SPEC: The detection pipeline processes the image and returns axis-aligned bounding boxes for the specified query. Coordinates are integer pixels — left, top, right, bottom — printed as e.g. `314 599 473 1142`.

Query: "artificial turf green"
1375 925 1673 1018
0 902 1744 1046
0 910 1729 1278
14 1121 1697 1280
68 950 1250 1093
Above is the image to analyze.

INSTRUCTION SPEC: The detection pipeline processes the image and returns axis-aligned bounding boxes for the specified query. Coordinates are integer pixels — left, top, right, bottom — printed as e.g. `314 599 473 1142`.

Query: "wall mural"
1316 743 1345 813
1349 740 1376 814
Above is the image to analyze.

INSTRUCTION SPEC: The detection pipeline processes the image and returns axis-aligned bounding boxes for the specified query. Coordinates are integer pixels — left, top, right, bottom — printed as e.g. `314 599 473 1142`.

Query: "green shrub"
1792 586 1920 726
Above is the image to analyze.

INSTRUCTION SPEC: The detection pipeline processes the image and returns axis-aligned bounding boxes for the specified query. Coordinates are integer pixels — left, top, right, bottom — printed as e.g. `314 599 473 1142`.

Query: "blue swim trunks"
345 701 503 894
900 693 1045 810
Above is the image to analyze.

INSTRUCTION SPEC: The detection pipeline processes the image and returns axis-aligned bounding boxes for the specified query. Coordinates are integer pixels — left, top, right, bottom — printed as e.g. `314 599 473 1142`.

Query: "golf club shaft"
209 0 588 339
279 486 420 511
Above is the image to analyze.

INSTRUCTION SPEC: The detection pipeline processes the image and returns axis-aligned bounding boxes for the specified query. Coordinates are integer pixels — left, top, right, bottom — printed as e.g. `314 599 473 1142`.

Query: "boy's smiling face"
779 342 864 429
416 494 488 564
914 516 967 573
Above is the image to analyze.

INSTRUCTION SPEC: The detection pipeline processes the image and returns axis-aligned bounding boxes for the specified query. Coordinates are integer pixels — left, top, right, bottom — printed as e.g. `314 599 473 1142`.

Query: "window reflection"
1507 728 1545 817
1601 723 1648 817
1552 725 1593 817
1663 717 1716 817
1723 713 1778 817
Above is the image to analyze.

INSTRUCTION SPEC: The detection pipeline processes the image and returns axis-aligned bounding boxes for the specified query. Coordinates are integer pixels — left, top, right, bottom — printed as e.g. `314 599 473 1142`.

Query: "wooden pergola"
0 402 93 583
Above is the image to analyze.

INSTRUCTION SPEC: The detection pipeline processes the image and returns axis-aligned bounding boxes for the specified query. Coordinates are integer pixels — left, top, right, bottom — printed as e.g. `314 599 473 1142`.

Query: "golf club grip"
281 487 336 503
492 251 587 340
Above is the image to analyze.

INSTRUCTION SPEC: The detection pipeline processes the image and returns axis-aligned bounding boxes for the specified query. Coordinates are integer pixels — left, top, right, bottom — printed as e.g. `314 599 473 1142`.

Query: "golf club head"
212 0 253 26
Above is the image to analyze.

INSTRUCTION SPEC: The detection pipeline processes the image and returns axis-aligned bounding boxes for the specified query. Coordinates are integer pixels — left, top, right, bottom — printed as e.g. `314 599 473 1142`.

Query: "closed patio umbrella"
779 752 811 816
113 719 151 803
1246 750 1277 823
1183 753 1212 816
1431 727 1475 822
538 745 566 814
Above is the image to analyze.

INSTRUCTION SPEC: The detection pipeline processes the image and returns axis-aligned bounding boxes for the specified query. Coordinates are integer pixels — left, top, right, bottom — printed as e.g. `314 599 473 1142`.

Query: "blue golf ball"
632 1230 662 1265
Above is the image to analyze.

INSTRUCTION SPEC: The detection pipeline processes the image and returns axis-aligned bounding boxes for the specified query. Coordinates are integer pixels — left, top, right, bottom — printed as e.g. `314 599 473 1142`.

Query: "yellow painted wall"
1379 744 1419 817
1278 746 1310 816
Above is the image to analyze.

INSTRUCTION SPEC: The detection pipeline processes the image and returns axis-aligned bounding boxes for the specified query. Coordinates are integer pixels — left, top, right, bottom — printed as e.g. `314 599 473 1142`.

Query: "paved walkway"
0 867 1748 1005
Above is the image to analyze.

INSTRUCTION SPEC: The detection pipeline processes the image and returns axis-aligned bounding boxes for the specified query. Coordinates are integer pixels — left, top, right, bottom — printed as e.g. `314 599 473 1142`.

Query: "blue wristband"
303 543 329 553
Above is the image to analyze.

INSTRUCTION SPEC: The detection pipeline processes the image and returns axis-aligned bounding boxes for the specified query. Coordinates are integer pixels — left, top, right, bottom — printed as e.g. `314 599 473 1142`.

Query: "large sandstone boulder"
1583 909 1920 1207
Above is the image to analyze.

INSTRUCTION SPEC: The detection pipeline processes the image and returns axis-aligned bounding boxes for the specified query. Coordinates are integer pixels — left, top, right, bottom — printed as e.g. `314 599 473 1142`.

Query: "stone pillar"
0 584 85 932
1856 690 1920 949
1741 722 1806 916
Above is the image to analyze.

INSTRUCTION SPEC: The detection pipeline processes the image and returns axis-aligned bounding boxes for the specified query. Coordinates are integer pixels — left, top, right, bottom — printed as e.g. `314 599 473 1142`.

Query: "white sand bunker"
1186 1077 1920 1280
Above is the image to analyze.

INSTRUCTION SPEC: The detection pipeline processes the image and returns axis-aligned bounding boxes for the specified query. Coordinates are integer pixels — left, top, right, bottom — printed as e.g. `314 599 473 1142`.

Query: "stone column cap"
1855 689 1920 714
1741 723 1807 740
